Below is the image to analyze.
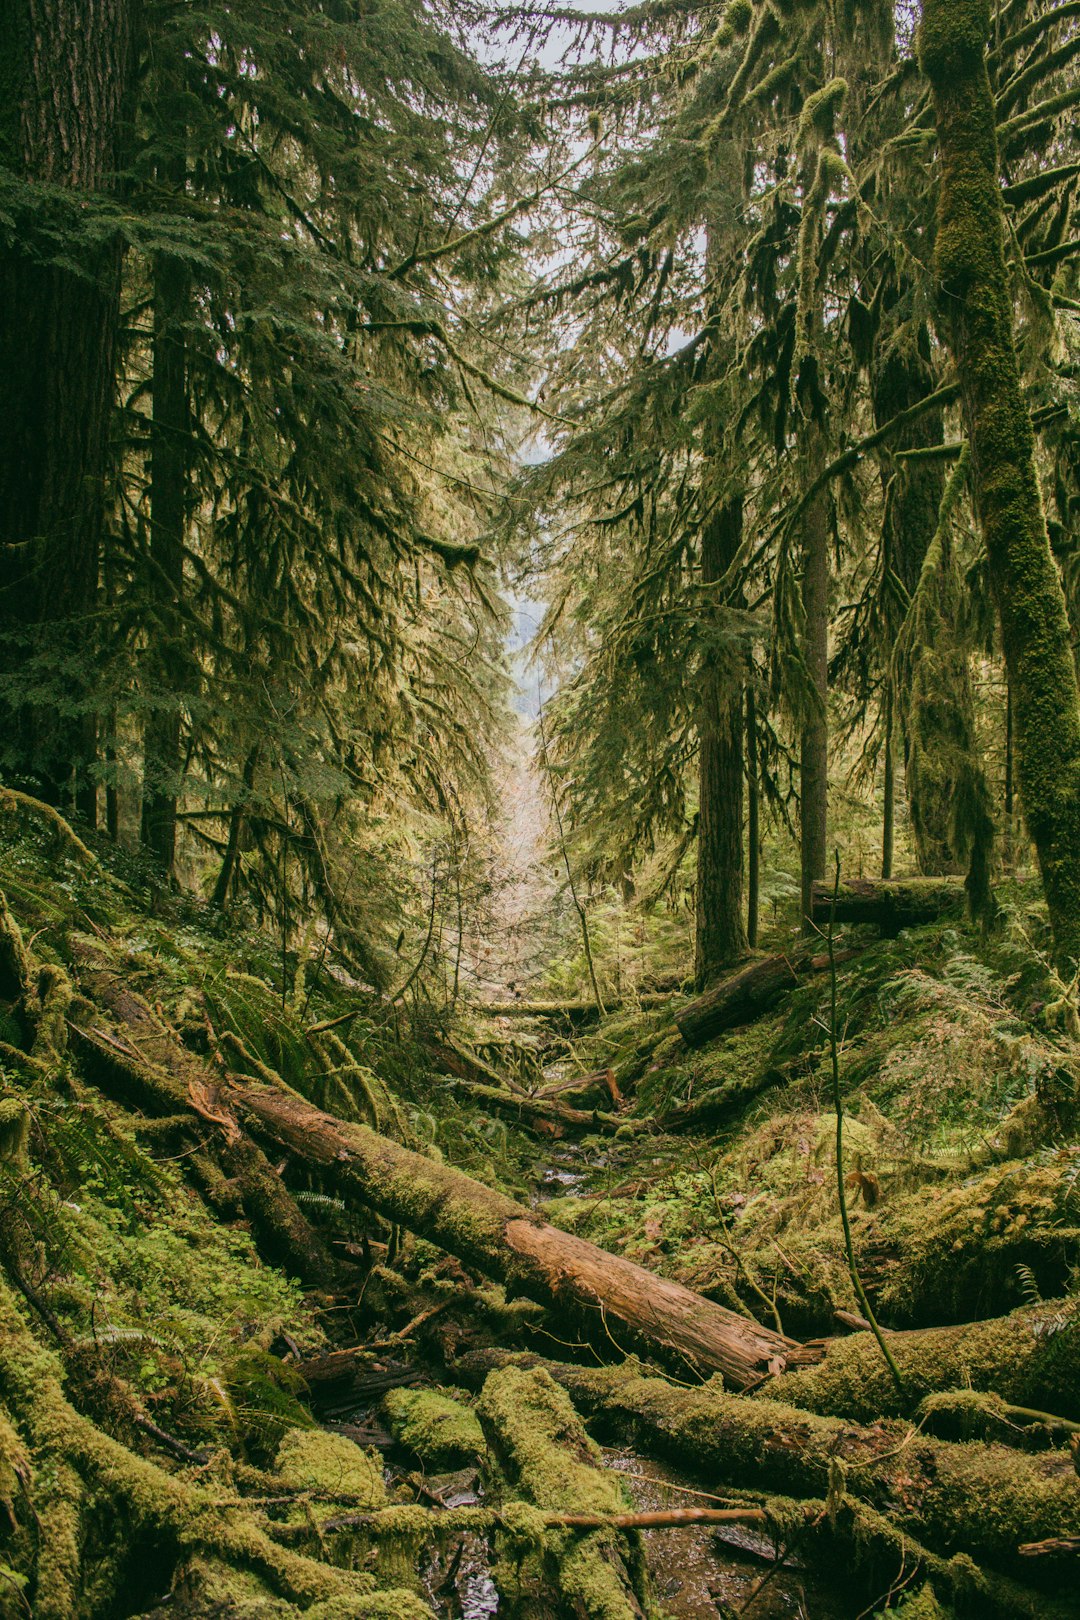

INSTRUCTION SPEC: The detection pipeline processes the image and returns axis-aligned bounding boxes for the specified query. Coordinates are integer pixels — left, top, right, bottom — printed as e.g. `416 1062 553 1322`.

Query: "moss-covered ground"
0 800 1077 1616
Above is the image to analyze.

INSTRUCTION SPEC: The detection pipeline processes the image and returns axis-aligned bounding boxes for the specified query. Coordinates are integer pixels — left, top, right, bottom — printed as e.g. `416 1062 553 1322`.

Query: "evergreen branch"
389 145 601 280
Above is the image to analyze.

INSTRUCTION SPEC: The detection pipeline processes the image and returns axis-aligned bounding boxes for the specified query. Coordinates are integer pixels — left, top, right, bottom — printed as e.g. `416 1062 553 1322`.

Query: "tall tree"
695 493 748 983
0 0 137 811
920 0 1080 968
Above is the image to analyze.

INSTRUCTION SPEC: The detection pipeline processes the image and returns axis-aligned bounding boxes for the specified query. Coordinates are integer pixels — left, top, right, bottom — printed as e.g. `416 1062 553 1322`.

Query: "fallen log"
768 1300 1080 1424
69 944 804 1386
478 1364 647 1619
456 1352 1080 1590
471 993 672 1021
537 1066 620 1108
440 1073 633 1137
0 1273 422 1618
809 876 964 935
229 1079 804 1385
674 948 857 1048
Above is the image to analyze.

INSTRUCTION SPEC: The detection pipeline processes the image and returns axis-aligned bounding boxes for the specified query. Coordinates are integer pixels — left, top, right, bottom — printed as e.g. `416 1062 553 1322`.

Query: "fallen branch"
471 993 672 1019
318 1503 769 1534
441 1072 632 1136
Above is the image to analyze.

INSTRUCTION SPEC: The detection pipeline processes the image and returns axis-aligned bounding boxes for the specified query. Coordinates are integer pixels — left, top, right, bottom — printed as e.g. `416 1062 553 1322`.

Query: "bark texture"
695 497 747 986
920 0 1080 969
230 1080 804 1387
0 0 136 808
69 946 804 1387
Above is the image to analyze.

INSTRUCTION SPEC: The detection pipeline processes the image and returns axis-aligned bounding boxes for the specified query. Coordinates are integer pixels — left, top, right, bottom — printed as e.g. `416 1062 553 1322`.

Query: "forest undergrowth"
0 793 1078 1620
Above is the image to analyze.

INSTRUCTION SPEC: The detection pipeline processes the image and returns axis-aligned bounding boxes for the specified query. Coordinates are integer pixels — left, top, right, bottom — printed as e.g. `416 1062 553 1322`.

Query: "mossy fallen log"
455 1352 1080 1593
439 1073 637 1137
674 948 858 1048
809 876 964 935
229 1079 805 1386
0 1273 423 1618
478 1364 647 1619
769 1300 1080 1424
470 995 672 1020
69 940 804 1386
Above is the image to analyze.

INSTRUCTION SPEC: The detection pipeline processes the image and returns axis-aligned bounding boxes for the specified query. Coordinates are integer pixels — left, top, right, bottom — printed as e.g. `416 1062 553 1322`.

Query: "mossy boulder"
381 1386 484 1468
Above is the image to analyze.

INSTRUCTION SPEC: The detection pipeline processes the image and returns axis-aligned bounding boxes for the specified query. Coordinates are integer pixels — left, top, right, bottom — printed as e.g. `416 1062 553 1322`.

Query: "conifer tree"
0 0 138 811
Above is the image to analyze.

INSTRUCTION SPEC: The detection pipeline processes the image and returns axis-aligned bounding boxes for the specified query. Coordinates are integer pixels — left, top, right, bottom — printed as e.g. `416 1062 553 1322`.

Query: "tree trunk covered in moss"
769 1300 1080 1425
0 0 136 813
919 0 1080 970
871 319 984 877
695 495 748 987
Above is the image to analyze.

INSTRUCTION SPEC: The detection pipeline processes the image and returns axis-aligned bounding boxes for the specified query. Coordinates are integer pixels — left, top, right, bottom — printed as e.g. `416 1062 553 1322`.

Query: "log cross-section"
228 1081 802 1387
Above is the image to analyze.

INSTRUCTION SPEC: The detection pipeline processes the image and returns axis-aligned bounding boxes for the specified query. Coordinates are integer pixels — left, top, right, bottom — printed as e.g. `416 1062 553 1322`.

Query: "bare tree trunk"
920 0 1080 969
746 682 760 947
695 497 747 986
0 0 136 810
800 464 829 930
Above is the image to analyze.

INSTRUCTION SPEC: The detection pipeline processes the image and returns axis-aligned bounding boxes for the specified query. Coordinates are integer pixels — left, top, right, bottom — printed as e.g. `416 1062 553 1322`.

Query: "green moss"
382 1387 484 1467
276 1427 386 1511
478 1367 645 1620
774 1301 1080 1423
0 1097 28 1166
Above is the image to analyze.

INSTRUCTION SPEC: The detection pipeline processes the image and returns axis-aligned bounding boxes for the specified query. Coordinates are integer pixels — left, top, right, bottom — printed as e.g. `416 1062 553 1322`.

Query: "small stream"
325 1083 856 1617
604 1450 849 1620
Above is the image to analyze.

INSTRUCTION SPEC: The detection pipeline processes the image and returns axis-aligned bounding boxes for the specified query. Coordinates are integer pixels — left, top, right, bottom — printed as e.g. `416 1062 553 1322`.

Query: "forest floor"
0 794 1078 1619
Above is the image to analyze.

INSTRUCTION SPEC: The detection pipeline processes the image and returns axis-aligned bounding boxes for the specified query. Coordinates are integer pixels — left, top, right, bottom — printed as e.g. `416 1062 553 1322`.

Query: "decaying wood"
809 876 964 935
537 1066 620 1108
69 944 804 1386
457 1352 1080 1587
229 1079 804 1385
675 948 856 1048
